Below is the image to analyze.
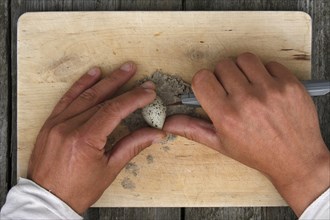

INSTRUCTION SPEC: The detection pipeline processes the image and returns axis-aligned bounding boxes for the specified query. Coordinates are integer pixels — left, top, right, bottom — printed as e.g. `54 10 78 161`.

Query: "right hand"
163 52 330 216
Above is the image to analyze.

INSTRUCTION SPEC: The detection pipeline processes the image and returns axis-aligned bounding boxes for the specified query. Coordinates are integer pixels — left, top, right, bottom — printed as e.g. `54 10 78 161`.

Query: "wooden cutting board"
17 11 311 207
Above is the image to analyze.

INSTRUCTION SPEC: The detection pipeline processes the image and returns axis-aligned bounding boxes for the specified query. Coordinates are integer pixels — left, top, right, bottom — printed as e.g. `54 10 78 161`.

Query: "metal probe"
181 80 330 106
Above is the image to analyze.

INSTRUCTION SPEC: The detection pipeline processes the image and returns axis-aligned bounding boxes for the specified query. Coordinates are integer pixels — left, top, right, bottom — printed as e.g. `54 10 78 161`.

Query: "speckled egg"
142 96 166 129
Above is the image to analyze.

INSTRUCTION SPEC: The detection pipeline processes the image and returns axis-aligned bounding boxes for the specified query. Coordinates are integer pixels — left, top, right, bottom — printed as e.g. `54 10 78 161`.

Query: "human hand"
27 62 165 214
164 53 329 216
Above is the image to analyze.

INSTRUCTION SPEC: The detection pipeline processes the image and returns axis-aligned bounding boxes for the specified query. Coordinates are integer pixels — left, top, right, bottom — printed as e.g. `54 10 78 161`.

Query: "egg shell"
142 96 166 129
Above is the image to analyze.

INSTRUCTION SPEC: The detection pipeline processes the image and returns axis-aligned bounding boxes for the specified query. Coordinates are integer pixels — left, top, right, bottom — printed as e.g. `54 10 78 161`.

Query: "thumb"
107 128 165 175
163 115 223 153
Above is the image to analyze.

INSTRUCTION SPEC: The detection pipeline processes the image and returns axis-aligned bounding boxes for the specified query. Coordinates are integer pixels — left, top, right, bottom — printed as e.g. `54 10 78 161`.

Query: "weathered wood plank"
300 0 330 148
261 207 297 220
185 0 299 10
10 0 181 219
99 208 181 220
0 0 9 208
185 207 262 220
184 0 329 219
117 0 182 10
82 208 100 220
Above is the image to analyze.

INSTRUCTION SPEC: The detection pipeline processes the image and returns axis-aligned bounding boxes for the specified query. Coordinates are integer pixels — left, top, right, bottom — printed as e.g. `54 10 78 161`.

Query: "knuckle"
105 71 122 85
80 88 98 102
231 91 266 115
60 80 85 103
232 87 253 101
82 136 106 150
240 94 260 109
216 58 233 70
220 109 240 131
265 61 279 69
283 80 305 96
97 102 107 109
108 72 120 81
101 100 123 118
131 144 144 158
266 83 281 97
73 80 85 90
192 69 212 86
49 123 68 138
236 52 257 64
60 90 76 104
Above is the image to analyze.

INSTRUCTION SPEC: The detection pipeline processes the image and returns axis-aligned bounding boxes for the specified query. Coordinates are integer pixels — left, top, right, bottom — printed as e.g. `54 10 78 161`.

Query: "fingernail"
140 81 155 89
88 67 100 76
144 88 155 94
120 62 134 72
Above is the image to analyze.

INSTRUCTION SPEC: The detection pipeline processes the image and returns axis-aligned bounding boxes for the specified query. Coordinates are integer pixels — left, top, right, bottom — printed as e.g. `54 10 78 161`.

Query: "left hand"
27 62 165 214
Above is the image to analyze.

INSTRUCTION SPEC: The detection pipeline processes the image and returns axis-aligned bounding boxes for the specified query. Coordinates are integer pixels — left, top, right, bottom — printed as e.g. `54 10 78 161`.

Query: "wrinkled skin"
28 62 165 214
164 53 329 216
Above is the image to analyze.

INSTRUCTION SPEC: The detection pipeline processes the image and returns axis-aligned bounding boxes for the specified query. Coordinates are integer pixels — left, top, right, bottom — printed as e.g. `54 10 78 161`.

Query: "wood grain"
17 11 311 207
0 0 9 208
99 208 181 220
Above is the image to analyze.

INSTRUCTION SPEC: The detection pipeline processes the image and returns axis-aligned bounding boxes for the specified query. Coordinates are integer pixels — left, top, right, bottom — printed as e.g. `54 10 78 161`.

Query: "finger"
78 84 156 150
236 52 273 84
107 128 165 177
192 69 231 125
50 67 102 118
265 61 299 82
62 82 155 133
60 81 156 131
163 115 223 153
214 58 250 94
58 61 138 121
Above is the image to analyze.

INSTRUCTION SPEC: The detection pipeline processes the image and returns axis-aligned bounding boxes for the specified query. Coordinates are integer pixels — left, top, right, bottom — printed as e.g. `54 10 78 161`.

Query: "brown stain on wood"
293 54 311 60
187 49 205 60
280 48 294 51
175 155 192 158
153 32 162 36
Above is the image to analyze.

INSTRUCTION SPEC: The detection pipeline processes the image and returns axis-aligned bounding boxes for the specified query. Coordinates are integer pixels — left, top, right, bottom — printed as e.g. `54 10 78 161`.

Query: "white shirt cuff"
0 177 82 220
299 188 330 220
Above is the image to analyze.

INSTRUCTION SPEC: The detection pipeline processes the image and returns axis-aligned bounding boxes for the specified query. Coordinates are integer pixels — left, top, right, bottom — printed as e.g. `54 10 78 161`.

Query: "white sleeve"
299 188 330 220
0 178 82 220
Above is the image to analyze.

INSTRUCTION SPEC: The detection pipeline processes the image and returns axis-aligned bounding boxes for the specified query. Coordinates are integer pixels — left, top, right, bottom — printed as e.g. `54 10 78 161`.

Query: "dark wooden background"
0 0 329 219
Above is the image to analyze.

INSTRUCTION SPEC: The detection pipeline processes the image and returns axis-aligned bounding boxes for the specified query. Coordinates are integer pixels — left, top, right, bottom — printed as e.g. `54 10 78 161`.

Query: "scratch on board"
293 54 311 60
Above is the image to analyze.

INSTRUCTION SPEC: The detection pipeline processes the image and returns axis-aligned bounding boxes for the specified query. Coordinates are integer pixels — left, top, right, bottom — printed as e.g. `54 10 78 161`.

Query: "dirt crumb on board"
125 162 139 176
161 146 170 152
124 71 202 131
146 155 154 164
121 177 135 190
